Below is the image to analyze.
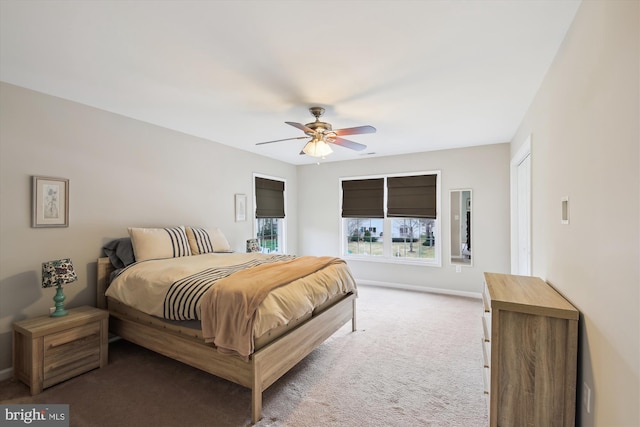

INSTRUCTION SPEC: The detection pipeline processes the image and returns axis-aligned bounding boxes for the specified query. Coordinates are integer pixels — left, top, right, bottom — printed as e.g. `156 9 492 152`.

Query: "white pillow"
185 227 232 254
128 226 192 262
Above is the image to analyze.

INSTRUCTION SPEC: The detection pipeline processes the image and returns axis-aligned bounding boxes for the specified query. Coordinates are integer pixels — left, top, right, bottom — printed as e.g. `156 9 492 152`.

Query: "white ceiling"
0 0 581 165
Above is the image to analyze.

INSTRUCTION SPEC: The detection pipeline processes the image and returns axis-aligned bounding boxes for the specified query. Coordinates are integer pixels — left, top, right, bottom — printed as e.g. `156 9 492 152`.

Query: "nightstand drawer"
43 322 101 386
13 306 109 394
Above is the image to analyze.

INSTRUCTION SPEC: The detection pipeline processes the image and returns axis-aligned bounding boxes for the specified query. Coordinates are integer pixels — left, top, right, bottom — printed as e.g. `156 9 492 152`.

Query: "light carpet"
1 285 489 427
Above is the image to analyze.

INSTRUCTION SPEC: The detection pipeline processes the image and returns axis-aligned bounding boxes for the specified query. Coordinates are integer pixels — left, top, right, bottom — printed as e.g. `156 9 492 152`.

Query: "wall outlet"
455 265 462 273
583 381 592 414
49 307 55 315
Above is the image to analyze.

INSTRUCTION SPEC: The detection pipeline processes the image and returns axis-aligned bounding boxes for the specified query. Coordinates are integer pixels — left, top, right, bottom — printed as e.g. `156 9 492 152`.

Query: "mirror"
450 189 472 266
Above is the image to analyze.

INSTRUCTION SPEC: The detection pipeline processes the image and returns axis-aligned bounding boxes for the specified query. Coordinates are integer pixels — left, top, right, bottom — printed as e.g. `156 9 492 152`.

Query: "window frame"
253 173 286 254
339 171 441 267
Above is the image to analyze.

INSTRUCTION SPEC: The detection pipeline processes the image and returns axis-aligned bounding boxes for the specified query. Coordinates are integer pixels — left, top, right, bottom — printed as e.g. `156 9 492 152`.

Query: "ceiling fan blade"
333 125 376 136
330 137 367 151
256 136 309 145
285 121 315 134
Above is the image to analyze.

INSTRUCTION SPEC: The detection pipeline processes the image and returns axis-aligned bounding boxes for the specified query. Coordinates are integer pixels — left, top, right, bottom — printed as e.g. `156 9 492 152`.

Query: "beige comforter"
104 253 357 356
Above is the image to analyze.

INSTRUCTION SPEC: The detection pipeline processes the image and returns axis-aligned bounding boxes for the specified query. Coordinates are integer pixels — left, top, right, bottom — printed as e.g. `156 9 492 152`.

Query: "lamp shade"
302 138 333 158
42 258 77 288
246 238 260 253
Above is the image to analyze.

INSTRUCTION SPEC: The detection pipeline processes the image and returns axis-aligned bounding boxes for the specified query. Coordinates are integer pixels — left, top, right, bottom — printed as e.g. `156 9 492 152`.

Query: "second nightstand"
13 305 109 395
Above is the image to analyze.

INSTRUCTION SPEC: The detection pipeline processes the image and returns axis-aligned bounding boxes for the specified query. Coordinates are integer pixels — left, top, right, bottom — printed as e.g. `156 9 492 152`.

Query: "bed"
96 226 357 424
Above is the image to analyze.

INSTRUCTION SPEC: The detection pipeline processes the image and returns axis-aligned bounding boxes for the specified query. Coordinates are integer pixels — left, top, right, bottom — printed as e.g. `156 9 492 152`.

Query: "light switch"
561 197 569 224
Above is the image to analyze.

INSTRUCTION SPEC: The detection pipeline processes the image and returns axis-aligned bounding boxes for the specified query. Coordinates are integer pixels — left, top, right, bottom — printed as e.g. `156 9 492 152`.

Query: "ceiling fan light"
303 139 333 157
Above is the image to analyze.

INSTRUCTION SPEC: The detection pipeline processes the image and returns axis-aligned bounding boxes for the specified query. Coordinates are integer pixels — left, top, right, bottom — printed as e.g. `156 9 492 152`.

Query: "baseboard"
0 366 13 382
357 279 482 300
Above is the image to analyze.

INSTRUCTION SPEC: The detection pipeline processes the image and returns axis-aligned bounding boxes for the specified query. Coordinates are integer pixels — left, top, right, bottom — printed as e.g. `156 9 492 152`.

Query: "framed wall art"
235 193 247 222
32 176 69 228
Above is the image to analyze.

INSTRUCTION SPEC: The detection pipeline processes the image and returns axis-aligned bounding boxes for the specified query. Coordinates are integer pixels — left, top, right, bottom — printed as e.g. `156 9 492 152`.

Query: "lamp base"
50 284 68 317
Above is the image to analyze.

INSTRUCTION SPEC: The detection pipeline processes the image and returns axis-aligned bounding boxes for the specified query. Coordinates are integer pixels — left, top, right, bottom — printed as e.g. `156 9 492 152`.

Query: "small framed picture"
235 194 247 222
32 176 69 228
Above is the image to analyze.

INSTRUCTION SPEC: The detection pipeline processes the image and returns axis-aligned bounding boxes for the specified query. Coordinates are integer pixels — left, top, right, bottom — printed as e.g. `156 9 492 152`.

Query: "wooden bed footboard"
96 257 357 424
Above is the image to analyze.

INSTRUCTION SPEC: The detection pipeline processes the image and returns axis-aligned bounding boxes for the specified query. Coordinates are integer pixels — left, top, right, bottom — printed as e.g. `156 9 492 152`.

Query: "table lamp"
42 258 77 317
246 238 260 253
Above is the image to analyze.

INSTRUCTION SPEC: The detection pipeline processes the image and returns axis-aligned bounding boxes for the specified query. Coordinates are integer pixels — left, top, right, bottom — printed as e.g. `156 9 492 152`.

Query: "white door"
517 154 531 275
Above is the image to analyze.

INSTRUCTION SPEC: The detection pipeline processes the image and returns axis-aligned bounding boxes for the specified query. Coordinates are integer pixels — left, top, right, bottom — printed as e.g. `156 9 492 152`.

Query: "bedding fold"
201 256 346 358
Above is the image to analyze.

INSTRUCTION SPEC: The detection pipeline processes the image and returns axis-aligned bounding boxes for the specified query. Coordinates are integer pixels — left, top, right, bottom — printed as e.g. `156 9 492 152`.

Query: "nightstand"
13 305 109 395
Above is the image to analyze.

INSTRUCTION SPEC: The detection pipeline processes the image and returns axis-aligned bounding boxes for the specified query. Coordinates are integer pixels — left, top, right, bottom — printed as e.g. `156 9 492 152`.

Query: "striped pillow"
128 226 192 262
185 227 232 254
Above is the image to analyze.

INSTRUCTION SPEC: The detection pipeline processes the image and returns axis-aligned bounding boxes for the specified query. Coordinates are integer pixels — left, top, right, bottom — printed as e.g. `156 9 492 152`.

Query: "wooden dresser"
13 306 109 394
482 272 579 427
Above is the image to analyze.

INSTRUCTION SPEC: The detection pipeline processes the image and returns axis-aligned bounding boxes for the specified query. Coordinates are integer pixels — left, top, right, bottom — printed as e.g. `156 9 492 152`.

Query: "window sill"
343 254 442 268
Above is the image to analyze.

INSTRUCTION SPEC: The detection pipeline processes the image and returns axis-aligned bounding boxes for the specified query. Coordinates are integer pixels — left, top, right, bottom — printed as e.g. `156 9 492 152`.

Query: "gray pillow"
103 238 136 269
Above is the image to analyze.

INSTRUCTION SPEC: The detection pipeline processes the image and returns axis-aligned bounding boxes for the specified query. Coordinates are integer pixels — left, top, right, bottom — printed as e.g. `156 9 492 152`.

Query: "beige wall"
511 1 639 425
297 143 511 295
0 83 298 371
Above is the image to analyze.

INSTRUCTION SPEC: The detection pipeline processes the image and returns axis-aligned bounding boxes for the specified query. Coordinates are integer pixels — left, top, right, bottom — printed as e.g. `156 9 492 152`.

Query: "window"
254 175 286 253
341 172 440 265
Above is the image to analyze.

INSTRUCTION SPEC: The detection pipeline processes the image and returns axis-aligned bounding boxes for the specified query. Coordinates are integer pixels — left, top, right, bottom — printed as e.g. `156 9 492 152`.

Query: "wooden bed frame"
96 257 356 424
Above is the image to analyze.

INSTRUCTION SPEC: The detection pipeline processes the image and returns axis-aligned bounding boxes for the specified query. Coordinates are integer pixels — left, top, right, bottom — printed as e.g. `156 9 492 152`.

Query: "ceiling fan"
256 107 376 158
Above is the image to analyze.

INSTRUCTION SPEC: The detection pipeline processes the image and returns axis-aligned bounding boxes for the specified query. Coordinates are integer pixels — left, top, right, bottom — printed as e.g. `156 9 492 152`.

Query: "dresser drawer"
481 282 492 396
482 312 491 341
482 283 491 312
482 337 491 368
483 366 491 395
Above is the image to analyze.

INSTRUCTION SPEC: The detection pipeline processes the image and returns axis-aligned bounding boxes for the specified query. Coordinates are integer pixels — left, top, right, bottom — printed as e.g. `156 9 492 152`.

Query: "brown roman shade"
255 177 285 218
387 174 437 219
341 178 384 218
